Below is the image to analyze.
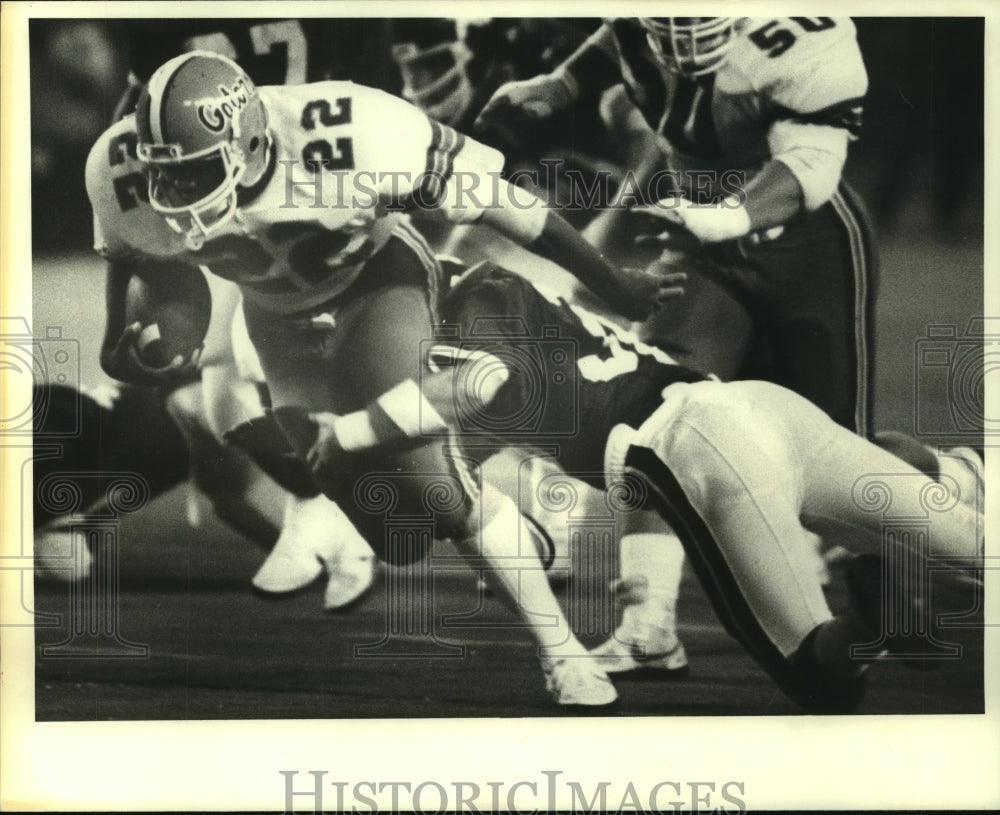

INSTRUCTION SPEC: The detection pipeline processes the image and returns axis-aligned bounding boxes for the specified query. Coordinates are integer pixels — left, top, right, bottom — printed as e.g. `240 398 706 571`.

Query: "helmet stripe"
146 52 199 143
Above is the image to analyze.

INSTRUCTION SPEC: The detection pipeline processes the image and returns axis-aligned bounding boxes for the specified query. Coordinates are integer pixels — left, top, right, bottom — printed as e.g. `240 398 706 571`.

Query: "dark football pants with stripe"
617 379 981 711
642 182 876 439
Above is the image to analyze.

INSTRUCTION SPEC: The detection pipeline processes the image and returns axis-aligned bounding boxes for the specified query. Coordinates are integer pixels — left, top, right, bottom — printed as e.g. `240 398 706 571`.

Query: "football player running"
55 19 401 607
85 51 683 706
289 261 983 713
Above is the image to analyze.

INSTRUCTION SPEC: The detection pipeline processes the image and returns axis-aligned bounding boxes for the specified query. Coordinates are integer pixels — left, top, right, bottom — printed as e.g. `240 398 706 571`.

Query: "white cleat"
34 524 94 583
323 551 376 610
590 577 689 676
252 494 340 593
542 655 618 707
254 494 377 609
590 627 689 675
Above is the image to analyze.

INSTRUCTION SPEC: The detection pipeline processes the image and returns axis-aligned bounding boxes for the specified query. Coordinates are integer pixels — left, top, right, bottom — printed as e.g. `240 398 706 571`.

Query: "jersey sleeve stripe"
768 96 865 137
419 119 467 206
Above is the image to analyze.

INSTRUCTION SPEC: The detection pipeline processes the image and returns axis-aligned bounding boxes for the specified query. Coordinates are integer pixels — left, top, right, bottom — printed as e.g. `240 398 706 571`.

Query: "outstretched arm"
475 182 685 321
474 22 622 136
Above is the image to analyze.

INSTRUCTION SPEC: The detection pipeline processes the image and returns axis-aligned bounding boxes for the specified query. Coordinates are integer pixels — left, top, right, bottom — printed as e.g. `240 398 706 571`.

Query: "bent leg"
629 380 832 656
623 380 860 711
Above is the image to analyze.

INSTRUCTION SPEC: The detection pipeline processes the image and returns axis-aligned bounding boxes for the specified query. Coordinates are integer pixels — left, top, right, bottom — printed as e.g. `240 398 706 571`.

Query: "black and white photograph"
2 2 997 811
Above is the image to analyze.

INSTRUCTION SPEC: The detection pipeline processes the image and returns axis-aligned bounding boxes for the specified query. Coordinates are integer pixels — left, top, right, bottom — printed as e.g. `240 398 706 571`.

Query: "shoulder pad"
733 18 862 84
85 118 185 259
728 18 866 114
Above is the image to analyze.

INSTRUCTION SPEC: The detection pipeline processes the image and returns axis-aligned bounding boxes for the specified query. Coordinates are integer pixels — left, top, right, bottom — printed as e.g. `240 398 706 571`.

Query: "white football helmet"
392 23 478 125
639 18 743 77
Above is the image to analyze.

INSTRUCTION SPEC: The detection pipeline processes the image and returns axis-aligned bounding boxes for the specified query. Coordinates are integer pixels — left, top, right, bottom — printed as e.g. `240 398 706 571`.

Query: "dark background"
29 18 985 250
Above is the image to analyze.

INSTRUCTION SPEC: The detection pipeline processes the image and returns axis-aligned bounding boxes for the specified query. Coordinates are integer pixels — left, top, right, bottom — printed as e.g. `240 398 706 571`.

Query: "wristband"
331 410 380 452
654 195 752 243
377 379 448 439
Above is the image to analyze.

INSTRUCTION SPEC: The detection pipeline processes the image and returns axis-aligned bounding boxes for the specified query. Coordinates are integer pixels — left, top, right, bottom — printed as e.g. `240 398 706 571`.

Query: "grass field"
22 218 986 721
33 486 984 720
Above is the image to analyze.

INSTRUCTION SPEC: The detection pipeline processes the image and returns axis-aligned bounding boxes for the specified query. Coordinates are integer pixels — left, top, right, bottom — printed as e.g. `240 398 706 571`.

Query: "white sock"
459 484 588 659
620 532 683 611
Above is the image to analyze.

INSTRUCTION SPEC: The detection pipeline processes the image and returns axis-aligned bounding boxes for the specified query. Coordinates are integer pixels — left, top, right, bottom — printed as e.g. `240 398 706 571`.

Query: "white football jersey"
604 17 867 198
86 81 504 314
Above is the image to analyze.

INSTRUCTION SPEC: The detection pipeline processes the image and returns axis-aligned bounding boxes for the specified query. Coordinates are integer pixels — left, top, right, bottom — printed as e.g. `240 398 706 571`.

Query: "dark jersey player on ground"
285 262 983 713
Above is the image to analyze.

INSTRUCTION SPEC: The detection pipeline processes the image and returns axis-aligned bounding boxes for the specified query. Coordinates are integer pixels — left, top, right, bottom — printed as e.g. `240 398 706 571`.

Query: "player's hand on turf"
100 322 202 386
474 75 573 141
610 265 687 321
634 195 752 244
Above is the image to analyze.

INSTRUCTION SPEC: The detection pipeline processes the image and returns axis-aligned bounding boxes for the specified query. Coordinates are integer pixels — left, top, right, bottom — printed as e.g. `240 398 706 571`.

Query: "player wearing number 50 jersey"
478 17 875 437
86 51 684 706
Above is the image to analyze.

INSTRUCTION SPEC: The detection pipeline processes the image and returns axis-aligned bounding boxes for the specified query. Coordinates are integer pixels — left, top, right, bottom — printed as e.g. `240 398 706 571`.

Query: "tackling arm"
275 348 510 480
635 123 852 242
475 183 684 321
474 22 621 134
548 22 622 102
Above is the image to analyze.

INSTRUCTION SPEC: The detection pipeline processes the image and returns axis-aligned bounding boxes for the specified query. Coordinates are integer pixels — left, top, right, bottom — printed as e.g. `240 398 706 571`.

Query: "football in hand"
125 267 211 368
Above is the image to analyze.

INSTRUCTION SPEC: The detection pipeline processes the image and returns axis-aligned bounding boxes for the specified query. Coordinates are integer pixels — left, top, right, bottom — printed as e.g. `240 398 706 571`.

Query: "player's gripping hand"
269 406 339 488
474 74 574 142
100 322 202 387
609 265 687 321
304 412 344 485
634 195 752 244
